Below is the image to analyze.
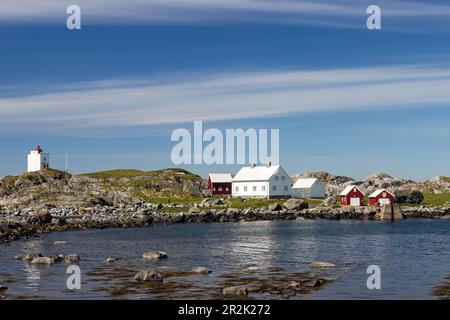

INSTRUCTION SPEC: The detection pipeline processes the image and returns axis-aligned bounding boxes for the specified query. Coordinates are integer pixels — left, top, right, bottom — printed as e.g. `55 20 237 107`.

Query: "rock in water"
222 285 261 296
308 261 337 269
106 258 116 263
65 254 81 264
143 251 167 260
134 270 163 282
30 257 56 265
192 267 210 274
52 241 67 245
23 253 42 261
283 199 309 211
246 266 260 272
303 279 326 288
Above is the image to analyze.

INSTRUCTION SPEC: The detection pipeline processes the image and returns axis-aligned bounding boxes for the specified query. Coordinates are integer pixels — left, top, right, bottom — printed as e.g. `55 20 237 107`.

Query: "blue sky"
1 0 450 180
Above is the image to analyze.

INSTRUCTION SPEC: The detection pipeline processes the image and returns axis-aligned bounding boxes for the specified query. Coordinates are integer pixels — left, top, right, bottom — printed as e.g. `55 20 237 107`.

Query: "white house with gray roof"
232 164 291 198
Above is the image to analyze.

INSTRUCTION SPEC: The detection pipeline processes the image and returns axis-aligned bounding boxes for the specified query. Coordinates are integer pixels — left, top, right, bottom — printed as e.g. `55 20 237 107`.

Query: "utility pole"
65 150 68 172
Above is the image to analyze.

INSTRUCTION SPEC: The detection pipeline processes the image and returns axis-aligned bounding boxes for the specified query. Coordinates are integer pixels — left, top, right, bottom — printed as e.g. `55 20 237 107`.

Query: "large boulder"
322 196 337 206
134 270 163 282
30 257 56 265
222 285 261 297
64 254 81 264
27 210 53 224
143 251 167 260
268 203 282 211
396 190 424 204
283 199 309 211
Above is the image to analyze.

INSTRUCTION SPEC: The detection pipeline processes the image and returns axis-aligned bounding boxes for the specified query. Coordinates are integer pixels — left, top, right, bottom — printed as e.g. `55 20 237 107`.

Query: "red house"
368 189 395 206
340 185 365 206
207 173 233 196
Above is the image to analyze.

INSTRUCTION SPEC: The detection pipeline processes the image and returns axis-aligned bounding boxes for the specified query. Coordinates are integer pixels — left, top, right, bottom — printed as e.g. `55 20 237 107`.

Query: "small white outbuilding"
232 164 291 199
292 178 325 198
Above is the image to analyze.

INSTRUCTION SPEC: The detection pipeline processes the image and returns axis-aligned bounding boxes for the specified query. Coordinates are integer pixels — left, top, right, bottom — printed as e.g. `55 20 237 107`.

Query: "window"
218 187 222 191
213 187 216 192
284 186 288 191
262 186 266 191
273 186 277 191
235 186 239 192
225 187 229 191
281 176 285 181
244 186 248 192
253 186 257 191
275 176 279 181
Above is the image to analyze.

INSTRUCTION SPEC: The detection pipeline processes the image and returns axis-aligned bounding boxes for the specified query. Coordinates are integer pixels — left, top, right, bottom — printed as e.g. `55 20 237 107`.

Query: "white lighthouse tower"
27 145 50 172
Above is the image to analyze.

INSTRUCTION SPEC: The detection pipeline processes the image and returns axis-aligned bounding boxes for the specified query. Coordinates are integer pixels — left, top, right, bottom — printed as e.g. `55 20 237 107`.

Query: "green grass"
402 192 450 207
145 197 203 205
79 168 200 180
226 197 324 209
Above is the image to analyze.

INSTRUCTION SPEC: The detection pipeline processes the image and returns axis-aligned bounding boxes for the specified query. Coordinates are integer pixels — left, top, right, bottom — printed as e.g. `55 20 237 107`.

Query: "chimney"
252 163 256 168
268 161 272 167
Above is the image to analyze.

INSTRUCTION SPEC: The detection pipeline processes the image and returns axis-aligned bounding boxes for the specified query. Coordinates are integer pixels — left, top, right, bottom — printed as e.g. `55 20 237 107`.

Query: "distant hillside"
291 171 450 197
0 168 205 208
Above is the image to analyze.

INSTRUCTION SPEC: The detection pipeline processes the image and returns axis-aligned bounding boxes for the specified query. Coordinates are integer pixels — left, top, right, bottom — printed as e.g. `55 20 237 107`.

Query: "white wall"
27 151 49 172
232 167 291 198
267 167 291 198
292 180 325 198
232 181 269 198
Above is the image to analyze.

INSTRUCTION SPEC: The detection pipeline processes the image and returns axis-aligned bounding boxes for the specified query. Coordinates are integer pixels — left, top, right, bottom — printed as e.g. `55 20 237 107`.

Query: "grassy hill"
0 168 205 207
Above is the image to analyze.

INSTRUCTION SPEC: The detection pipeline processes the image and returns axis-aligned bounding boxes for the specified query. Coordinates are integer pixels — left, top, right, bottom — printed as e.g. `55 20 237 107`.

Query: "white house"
232 164 291 198
292 178 325 198
27 146 49 172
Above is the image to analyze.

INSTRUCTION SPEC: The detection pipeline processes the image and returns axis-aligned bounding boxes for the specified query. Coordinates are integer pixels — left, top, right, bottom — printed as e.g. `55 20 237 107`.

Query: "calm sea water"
0 219 449 299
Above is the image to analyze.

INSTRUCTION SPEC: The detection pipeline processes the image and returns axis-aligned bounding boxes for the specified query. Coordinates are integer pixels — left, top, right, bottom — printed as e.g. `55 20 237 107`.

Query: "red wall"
341 188 365 205
208 177 232 195
369 192 395 206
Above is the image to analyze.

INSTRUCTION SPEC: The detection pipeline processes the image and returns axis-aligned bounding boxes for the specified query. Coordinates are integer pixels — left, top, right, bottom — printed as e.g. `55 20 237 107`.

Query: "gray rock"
23 253 42 261
322 196 337 206
268 203 282 211
106 258 116 263
31 256 56 265
303 278 326 288
52 241 67 245
188 206 201 214
308 261 337 269
283 199 309 211
246 266 260 272
192 267 211 274
64 254 81 264
143 251 167 260
134 270 163 282
222 284 261 296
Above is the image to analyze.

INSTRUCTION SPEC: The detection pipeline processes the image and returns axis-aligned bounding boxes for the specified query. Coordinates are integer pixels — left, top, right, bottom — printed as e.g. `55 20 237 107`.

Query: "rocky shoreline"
1 200 449 243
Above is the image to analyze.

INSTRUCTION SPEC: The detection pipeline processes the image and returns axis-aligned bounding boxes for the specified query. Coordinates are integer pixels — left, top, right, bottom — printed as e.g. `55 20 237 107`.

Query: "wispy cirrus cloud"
1 64 450 134
1 0 450 29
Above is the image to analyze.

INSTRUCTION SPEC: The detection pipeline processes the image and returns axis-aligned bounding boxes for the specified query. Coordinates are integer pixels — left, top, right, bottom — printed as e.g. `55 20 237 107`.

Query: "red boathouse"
340 185 365 206
207 173 233 196
368 189 396 206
